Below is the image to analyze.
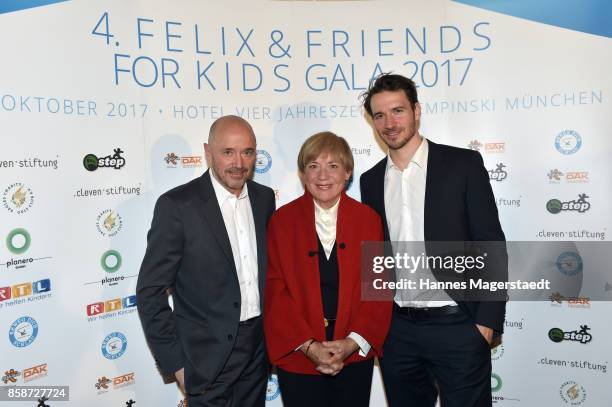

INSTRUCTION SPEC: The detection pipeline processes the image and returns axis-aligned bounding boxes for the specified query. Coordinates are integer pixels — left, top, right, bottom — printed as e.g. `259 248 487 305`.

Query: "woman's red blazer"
264 191 392 374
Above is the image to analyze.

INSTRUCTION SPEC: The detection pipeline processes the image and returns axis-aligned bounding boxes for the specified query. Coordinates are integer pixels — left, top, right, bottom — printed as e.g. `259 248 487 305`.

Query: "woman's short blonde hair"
297 131 354 174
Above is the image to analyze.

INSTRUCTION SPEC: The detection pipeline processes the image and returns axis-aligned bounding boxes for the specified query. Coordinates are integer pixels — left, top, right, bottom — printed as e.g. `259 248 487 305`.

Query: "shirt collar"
314 195 341 220
386 137 429 173
209 169 249 207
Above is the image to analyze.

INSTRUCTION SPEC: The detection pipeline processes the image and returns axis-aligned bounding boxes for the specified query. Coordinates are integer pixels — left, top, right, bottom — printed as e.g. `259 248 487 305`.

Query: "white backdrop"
1 1 611 406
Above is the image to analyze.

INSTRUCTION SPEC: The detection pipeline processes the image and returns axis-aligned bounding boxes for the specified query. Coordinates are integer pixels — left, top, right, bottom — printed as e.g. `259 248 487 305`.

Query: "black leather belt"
239 315 261 326
393 303 462 319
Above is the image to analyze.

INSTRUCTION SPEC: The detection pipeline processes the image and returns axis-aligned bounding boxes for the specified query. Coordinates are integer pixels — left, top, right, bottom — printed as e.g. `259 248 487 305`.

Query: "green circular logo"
101 250 122 273
6 228 31 254
83 154 99 171
548 327 564 343
546 199 562 214
491 373 502 392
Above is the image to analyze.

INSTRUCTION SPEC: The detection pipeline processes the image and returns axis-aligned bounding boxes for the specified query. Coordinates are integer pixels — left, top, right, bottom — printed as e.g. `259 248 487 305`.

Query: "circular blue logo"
101 332 127 360
255 150 272 174
9 316 38 348
556 252 583 276
555 130 582 155
266 374 280 401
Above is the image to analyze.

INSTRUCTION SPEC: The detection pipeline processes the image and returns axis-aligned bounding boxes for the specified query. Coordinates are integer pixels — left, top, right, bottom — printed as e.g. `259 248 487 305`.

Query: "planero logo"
8 316 38 348
83 148 125 171
101 250 122 273
546 194 590 214
96 210 123 237
488 163 507 182
255 150 272 174
2 183 34 214
6 228 30 255
560 381 586 405
491 373 502 392
555 130 582 155
101 332 127 360
548 325 592 344
84 250 136 287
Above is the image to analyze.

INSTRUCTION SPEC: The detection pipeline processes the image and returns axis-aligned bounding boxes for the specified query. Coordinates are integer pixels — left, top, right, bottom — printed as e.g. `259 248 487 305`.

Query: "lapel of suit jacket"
371 157 390 241
424 140 443 241
246 179 267 294
196 171 237 271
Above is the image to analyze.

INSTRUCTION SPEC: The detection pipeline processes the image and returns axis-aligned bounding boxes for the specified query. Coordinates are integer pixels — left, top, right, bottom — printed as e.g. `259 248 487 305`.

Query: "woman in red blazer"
264 131 392 407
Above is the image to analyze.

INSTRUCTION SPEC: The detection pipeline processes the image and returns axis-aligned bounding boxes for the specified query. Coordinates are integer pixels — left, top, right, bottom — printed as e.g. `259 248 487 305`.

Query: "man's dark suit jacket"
360 140 506 336
136 170 276 394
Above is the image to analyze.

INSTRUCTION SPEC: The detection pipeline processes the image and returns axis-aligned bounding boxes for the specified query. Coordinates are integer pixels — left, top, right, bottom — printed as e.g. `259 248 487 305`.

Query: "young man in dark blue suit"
360 74 506 407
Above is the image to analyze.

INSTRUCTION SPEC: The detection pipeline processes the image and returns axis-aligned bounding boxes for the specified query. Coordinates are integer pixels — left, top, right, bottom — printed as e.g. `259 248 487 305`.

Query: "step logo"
546 194 590 214
548 325 592 344
488 163 508 182
83 148 125 171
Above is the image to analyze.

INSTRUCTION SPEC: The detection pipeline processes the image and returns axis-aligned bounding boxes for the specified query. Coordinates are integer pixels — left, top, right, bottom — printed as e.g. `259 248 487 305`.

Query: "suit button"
227 334 233 341
233 302 239 309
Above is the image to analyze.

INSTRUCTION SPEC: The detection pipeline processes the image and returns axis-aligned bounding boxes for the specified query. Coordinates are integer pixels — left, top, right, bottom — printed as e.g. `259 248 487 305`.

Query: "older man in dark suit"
137 115 276 406
360 74 506 407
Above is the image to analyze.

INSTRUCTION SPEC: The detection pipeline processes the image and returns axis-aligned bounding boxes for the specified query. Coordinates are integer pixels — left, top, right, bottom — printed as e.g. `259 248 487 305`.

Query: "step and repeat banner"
1 0 611 406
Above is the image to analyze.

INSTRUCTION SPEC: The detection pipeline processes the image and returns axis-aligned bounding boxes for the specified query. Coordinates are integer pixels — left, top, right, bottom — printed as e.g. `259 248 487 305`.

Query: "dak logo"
560 381 586 405
548 325 592 344
488 163 507 182
2 368 21 384
95 376 112 392
96 210 123 237
555 130 582 155
8 316 38 347
255 150 272 174
2 183 34 214
467 140 483 151
101 332 127 359
164 153 180 167
83 148 125 171
546 193 590 214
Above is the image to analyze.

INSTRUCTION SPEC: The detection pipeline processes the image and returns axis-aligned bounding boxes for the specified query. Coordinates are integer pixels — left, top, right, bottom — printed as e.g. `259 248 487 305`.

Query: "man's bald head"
208 115 256 147
204 115 258 196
